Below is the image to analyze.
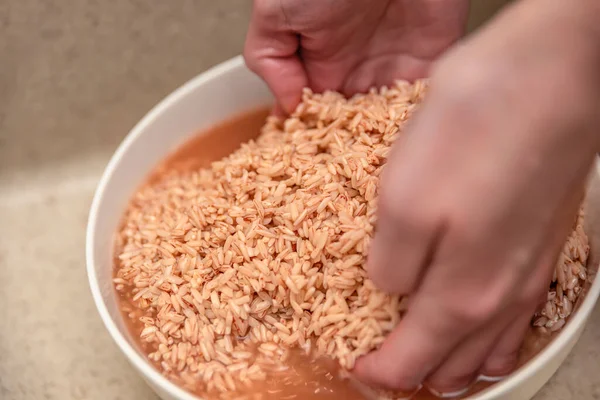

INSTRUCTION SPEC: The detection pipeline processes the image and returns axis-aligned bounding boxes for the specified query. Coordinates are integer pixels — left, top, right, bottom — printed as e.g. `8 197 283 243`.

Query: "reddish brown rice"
114 80 589 398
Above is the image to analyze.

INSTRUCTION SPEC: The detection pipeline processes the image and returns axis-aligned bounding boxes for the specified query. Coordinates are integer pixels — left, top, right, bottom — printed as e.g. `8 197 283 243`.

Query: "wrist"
524 0 600 74
567 2 600 152
572 0 600 42
523 0 600 150
467 0 600 153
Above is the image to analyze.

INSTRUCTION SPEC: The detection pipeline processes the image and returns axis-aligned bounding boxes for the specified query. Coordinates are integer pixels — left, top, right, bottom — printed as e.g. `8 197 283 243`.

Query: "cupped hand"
244 0 469 114
354 0 600 394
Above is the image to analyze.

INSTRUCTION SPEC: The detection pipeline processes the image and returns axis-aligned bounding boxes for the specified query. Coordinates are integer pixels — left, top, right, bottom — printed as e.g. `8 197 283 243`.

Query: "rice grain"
114 80 590 397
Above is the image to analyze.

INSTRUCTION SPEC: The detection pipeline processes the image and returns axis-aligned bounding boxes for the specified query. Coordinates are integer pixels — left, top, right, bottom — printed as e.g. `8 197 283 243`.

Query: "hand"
354 0 600 394
244 0 469 114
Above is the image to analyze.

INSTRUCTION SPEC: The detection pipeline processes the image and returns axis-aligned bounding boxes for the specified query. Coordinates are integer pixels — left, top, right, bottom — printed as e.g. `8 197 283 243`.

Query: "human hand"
244 0 469 114
353 0 600 394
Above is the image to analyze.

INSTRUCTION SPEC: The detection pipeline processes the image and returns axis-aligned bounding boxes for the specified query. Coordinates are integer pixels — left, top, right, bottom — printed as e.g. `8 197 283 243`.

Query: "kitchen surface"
1 1 599 399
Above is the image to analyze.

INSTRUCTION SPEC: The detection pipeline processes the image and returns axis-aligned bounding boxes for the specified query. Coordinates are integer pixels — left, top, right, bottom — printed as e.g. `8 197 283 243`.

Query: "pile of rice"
114 80 589 397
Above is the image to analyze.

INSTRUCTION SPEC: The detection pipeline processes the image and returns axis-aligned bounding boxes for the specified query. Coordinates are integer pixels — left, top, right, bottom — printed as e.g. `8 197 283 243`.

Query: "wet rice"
114 80 590 397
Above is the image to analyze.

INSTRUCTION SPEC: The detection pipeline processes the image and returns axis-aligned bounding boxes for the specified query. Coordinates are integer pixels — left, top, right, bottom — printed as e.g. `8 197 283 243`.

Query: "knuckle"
253 0 285 21
378 188 435 234
451 307 488 327
430 59 498 117
242 41 267 76
368 263 414 295
442 295 501 327
442 304 479 326
242 45 258 72
433 55 490 92
484 351 519 376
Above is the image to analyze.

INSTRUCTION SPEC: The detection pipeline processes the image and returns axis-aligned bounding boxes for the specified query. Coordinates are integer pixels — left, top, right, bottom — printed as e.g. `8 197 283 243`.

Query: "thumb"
243 6 307 115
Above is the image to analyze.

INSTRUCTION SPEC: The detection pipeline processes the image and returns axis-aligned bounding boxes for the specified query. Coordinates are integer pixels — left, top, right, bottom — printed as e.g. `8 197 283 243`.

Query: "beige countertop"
1 1 598 399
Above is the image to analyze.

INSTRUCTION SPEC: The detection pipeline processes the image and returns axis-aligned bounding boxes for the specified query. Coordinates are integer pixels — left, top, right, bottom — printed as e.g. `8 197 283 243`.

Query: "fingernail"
425 374 479 398
478 374 506 382
427 385 471 399
482 354 518 377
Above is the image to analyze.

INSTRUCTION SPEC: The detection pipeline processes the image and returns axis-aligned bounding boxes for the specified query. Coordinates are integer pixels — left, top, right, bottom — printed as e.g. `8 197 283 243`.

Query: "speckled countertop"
0 1 598 399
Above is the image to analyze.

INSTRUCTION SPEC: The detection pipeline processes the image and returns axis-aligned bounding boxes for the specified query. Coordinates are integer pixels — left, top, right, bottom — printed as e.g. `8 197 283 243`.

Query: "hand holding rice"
114 81 589 399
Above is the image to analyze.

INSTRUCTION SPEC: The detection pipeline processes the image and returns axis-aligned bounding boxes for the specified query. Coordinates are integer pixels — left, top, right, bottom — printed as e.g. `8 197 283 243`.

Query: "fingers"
425 313 511 394
482 186 586 377
342 55 434 96
367 127 442 295
354 294 471 392
482 307 535 376
243 4 307 114
367 207 438 294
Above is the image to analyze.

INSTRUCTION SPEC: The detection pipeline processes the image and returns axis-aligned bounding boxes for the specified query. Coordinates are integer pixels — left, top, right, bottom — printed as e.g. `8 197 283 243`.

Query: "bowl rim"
85 57 252 400
86 55 600 400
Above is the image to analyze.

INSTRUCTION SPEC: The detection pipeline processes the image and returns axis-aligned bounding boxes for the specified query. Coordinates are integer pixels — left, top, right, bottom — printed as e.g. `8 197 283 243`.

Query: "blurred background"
1 1 598 399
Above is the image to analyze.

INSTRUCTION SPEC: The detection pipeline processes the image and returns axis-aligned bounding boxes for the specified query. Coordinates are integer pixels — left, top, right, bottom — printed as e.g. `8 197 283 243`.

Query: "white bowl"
86 55 600 400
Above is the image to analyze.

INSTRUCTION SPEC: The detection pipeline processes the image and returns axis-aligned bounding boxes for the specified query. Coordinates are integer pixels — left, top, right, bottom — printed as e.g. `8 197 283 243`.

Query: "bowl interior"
87 56 600 400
